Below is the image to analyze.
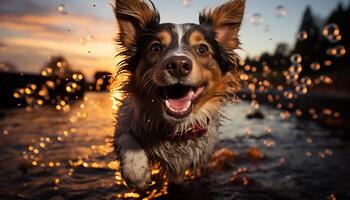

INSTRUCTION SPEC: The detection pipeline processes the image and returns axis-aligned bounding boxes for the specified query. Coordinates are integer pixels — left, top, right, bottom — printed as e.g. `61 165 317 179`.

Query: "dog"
113 0 245 189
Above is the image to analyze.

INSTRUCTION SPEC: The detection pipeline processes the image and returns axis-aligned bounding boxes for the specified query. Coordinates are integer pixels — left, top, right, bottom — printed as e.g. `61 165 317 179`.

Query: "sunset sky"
0 0 348 81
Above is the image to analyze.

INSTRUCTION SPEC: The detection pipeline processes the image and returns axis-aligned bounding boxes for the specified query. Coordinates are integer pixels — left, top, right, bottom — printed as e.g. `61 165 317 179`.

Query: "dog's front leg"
119 133 151 189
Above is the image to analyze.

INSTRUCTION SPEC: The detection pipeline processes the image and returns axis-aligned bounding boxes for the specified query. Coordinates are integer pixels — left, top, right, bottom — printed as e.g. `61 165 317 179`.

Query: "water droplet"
322 23 341 43
13 88 25 99
310 62 321 71
58 4 68 15
295 84 308 94
305 151 312 157
24 83 36 94
290 53 302 64
181 0 191 7
286 64 302 83
66 82 79 93
283 91 295 99
289 64 303 74
264 25 272 33
296 31 308 41
79 38 87 45
328 194 336 200
320 75 333 84
86 34 93 41
285 64 302 83
3 129 9 135
327 45 346 57
276 5 288 17
300 77 313 86
250 13 263 26
264 127 272 134
250 100 260 110
54 178 60 185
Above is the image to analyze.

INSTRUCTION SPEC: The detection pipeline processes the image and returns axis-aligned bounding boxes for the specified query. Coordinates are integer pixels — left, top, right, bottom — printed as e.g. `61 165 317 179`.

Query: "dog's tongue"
166 90 194 112
167 97 190 111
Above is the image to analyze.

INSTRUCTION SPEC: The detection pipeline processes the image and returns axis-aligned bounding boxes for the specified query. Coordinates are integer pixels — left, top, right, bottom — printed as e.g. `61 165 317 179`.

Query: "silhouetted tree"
41 56 74 78
275 43 290 57
242 3 350 89
294 6 321 75
320 2 350 68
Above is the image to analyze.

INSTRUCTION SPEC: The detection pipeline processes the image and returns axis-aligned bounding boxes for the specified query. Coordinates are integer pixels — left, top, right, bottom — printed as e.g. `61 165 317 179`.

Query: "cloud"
0 12 113 39
0 0 51 16
0 41 6 51
0 41 116 81
0 0 118 80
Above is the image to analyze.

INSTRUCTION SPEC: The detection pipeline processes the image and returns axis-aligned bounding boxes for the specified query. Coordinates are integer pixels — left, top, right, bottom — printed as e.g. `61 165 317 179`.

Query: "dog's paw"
121 149 151 189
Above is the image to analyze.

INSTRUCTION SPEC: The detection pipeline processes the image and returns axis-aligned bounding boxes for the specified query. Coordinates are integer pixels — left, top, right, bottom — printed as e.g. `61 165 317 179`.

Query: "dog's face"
115 0 244 124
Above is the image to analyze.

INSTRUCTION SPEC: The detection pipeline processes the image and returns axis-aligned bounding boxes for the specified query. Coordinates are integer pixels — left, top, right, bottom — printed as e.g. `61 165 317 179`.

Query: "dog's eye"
151 42 163 54
197 44 209 56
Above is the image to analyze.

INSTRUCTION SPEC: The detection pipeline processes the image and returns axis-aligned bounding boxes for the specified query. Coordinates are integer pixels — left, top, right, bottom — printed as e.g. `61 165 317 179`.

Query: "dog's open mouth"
158 84 205 118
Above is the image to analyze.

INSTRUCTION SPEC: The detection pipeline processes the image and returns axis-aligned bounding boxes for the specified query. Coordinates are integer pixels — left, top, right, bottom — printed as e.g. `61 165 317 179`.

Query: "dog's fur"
113 0 245 189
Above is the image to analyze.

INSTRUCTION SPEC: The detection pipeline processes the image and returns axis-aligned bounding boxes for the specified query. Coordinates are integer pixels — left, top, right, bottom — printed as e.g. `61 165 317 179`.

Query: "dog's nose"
166 56 193 77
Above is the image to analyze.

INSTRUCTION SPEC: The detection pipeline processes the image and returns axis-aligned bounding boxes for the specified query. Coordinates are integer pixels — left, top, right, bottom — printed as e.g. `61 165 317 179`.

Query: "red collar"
167 120 209 141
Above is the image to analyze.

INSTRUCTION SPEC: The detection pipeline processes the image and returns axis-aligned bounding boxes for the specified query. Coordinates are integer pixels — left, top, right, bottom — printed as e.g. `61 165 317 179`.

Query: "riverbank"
0 72 85 108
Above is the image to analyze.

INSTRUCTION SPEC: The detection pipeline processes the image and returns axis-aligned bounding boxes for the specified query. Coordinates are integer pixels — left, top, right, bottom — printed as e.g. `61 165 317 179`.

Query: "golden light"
25 88 32 95
66 86 72 93
340 48 346 55
57 61 63 68
56 105 62 111
323 108 332 116
54 178 60 185
244 65 251 71
46 80 55 89
310 62 321 71
323 76 333 84
13 92 20 98
47 67 53 74
295 109 303 117
37 99 44 106
239 73 249 81
324 60 332 66
122 192 140 199
30 84 37 90
32 161 38 166
251 66 257 72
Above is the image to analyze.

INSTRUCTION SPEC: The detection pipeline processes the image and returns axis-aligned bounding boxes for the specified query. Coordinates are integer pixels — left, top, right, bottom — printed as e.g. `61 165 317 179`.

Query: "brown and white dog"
113 0 245 189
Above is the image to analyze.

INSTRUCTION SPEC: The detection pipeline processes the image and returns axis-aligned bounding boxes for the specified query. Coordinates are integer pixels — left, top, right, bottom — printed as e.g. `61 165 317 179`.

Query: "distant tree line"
242 3 350 84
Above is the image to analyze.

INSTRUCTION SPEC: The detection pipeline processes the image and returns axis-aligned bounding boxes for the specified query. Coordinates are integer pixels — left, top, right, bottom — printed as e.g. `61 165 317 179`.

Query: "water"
0 93 349 200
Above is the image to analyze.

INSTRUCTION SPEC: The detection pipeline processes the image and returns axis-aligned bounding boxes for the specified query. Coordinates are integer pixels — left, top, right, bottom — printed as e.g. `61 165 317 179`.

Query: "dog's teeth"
165 100 171 108
188 90 195 98
165 99 191 114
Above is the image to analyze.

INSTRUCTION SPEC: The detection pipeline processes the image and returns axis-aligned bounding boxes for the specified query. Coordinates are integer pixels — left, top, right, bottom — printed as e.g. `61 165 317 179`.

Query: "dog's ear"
114 0 160 53
199 0 245 51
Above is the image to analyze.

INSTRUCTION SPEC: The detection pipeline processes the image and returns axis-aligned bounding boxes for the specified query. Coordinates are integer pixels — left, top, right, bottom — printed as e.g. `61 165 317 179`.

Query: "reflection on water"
0 93 349 200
